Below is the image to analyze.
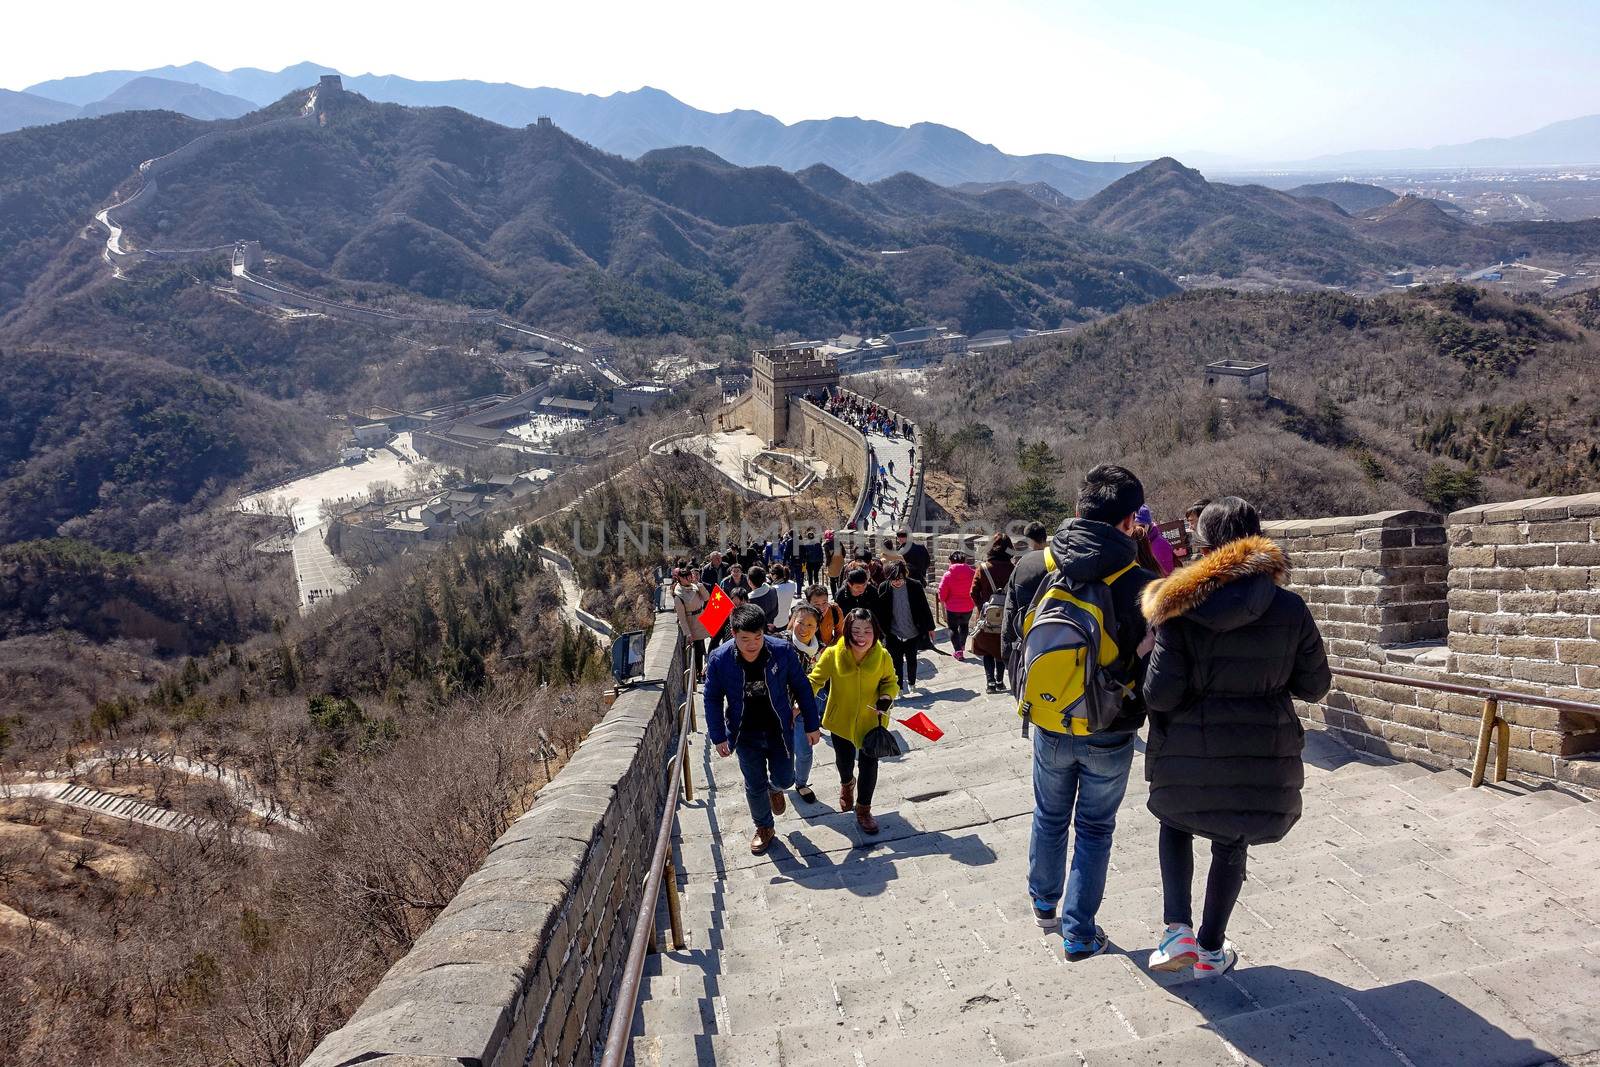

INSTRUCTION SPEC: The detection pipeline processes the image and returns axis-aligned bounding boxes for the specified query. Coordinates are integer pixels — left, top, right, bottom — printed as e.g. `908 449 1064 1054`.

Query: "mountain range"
17 61 1600 192
0 76 255 133
1295 113 1600 170
2 84 1599 557
18 61 1143 198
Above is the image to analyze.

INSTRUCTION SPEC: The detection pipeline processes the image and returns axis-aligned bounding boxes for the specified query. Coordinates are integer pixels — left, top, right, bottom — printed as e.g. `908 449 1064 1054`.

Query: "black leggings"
885 634 920 687
833 735 879 807
1159 823 1248 952
981 653 1005 687
946 610 971 652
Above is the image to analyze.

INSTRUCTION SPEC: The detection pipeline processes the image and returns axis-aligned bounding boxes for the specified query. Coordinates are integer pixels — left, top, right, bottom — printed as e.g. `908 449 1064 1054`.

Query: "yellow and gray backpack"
1012 550 1136 737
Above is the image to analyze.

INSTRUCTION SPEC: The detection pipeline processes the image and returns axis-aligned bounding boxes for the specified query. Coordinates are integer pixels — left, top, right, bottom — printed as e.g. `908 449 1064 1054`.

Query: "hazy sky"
7 0 1600 161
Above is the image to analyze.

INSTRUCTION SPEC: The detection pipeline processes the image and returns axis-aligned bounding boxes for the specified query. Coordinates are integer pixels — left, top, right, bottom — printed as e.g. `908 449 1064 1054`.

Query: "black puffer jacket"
1140 535 1331 846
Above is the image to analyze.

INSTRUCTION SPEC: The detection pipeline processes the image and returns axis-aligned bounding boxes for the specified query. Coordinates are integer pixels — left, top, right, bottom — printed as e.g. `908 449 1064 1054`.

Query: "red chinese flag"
697 585 733 634
897 712 944 742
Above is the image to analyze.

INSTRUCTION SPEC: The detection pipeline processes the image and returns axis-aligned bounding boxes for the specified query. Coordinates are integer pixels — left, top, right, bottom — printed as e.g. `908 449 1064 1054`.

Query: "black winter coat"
1140 535 1331 847
876 578 935 648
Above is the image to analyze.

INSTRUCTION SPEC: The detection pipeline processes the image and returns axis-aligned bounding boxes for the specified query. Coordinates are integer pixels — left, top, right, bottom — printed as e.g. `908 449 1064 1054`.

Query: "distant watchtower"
753 344 839 444
1203 359 1269 397
318 74 344 96
536 116 554 128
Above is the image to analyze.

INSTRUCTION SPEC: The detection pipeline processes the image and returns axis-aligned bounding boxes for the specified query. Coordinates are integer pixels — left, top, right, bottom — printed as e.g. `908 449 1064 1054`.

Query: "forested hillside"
896 286 1600 525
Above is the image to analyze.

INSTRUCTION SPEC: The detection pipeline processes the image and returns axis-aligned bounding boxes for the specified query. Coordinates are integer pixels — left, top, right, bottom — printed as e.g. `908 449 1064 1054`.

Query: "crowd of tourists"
671 467 1330 980
807 387 915 439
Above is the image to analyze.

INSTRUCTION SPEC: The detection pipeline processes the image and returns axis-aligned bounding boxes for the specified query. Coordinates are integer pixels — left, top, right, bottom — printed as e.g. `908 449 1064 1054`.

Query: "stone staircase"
625 649 1600 1066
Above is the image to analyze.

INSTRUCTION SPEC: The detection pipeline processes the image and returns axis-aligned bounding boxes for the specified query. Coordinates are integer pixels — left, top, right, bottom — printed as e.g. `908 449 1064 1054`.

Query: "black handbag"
861 713 902 759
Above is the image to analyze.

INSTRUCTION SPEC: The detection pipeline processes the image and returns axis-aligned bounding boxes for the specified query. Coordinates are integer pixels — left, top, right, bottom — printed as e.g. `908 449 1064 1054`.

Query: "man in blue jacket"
705 604 822 855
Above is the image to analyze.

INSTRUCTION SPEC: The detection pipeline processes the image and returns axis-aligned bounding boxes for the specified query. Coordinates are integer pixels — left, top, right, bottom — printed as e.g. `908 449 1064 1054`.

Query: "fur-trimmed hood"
1140 535 1290 628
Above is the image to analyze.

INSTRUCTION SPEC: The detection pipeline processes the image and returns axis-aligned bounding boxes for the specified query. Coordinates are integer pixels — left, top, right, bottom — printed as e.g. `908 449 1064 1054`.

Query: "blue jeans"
736 725 795 829
792 714 814 788
1027 728 1136 943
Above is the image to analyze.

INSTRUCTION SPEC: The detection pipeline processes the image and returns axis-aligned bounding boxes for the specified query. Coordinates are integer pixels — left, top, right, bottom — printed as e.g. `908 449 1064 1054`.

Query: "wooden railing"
1328 667 1600 788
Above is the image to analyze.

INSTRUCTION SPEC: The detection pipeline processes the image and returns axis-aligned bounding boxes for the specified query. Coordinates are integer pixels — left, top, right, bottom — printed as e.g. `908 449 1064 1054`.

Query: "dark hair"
729 603 768 633
1195 496 1261 550
1185 497 1212 520
771 563 786 581
842 607 881 646
789 603 821 626
897 529 910 537
729 587 748 602
1024 520 1048 544
885 562 907 581
883 538 897 549
949 550 969 565
1132 526 1161 572
805 584 830 600
1077 464 1145 526
727 560 743 572
747 565 766 586
845 567 869 584
987 531 1014 560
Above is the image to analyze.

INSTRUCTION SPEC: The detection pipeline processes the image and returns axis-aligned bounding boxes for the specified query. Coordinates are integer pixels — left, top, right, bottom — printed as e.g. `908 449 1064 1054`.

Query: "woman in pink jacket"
936 550 978 660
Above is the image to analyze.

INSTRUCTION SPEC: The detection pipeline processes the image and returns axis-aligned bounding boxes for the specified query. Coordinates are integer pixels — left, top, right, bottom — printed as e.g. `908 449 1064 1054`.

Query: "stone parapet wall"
786 399 870 522
1262 510 1449 659
301 618 684 1067
1264 493 1600 788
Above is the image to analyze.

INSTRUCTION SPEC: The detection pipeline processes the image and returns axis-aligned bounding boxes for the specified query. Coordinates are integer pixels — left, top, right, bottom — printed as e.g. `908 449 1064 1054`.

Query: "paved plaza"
675 431 830 498
239 432 425 531
628 648 1600 1066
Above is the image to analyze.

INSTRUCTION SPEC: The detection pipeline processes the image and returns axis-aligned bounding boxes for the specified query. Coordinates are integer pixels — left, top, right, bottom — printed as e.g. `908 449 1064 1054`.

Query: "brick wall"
301 617 685 1067
1265 493 1600 789
1261 510 1449 660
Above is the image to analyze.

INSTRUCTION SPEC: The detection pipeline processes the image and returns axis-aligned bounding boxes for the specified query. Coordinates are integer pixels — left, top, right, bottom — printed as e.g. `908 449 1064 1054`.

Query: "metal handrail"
599 641 696 1067
1327 666 1600 789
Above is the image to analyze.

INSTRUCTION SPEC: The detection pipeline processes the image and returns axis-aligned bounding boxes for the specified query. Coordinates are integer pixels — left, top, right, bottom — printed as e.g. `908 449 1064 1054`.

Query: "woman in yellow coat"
809 607 900 834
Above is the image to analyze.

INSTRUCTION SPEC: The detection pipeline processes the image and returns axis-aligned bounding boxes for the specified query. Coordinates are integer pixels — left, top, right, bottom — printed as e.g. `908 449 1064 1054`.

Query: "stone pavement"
627 647 1600 1066
861 427 915 535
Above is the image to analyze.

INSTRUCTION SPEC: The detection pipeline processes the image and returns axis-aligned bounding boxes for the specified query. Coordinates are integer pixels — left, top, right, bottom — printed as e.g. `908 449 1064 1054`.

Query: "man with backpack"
1001 464 1157 961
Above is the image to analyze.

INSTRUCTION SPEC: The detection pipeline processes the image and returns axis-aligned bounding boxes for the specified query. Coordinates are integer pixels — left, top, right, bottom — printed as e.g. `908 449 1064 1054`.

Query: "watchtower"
318 74 344 96
752 344 839 444
1203 359 1269 397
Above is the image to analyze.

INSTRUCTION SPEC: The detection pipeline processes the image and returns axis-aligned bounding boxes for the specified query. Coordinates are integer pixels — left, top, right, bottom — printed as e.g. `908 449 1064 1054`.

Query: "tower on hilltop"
752 344 840 444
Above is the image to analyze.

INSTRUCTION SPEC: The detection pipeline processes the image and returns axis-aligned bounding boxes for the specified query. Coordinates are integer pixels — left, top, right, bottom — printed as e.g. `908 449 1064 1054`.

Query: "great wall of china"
90 76 616 364
300 491 1600 1067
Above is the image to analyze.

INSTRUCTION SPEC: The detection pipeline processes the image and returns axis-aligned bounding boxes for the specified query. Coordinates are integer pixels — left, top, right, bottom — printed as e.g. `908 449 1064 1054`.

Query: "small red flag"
896 712 944 742
697 585 733 634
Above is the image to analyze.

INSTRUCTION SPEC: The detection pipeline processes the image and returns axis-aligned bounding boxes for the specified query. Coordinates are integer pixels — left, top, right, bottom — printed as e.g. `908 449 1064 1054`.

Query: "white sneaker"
1193 941 1238 978
1148 923 1201 972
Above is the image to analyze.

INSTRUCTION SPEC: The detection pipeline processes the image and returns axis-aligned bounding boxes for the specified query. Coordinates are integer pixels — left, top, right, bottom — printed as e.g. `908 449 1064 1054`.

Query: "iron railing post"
1471 697 1499 788
663 852 686 951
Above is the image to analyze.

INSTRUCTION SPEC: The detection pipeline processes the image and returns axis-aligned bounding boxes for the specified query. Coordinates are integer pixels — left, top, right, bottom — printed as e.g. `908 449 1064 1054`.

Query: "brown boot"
840 778 855 811
770 790 787 817
750 827 775 855
855 804 879 835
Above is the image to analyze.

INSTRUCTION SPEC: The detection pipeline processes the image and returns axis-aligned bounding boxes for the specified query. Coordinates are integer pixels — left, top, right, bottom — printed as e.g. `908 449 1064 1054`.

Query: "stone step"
626 1031 781 1066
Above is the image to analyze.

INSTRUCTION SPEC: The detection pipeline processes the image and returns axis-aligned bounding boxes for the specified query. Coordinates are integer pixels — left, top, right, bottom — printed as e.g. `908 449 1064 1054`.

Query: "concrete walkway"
4 781 278 849
627 647 1600 1066
37 750 309 832
292 522 355 614
860 427 915 534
